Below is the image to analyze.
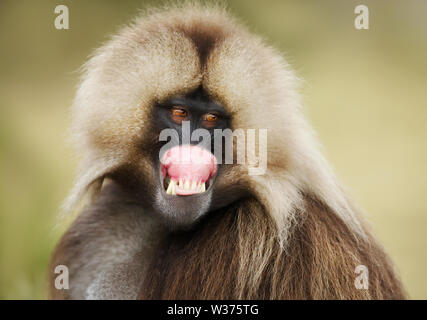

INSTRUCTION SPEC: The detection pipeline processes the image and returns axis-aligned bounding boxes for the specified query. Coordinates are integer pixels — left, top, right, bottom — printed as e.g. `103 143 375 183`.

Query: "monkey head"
64 5 364 235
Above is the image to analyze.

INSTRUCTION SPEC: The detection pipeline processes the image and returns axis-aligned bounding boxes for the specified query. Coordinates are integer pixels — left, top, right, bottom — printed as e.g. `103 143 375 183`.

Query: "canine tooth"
166 180 175 195
179 178 183 187
200 182 206 192
184 180 190 190
172 183 176 195
191 180 197 190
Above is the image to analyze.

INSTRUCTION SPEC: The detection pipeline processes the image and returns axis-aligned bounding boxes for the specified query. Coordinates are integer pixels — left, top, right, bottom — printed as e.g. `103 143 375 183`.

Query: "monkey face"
143 90 247 229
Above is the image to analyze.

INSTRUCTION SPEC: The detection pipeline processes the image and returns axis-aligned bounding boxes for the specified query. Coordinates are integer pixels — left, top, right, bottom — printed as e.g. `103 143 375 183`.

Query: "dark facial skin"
150 89 232 229
155 90 230 139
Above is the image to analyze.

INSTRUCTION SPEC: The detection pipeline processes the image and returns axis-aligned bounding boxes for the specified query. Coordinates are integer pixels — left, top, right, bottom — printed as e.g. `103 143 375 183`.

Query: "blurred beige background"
0 0 426 299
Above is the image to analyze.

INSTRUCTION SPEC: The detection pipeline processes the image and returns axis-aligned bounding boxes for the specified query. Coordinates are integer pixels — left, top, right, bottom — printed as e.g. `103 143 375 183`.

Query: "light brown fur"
49 4 405 299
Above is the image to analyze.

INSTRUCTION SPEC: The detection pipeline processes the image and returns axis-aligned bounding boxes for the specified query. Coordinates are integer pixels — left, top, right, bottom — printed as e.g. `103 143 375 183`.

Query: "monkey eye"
202 112 219 128
170 106 188 124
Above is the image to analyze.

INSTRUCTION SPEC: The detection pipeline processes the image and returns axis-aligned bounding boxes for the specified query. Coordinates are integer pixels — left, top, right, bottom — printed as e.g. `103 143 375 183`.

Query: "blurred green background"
0 0 426 299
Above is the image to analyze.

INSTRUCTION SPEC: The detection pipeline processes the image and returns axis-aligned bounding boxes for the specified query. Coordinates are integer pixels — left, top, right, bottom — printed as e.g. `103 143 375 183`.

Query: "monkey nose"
160 145 217 196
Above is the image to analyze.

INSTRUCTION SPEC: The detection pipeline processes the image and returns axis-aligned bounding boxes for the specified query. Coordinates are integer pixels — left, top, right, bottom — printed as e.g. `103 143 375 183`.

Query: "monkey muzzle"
160 145 217 196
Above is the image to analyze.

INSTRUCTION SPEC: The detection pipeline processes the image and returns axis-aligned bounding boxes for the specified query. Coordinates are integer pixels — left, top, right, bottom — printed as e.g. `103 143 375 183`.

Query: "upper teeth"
166 178 207 195
166 179 176 195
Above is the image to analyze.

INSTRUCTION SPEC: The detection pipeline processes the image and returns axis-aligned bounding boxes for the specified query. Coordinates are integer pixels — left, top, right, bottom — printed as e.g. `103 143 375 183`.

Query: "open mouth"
160 145 217 196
